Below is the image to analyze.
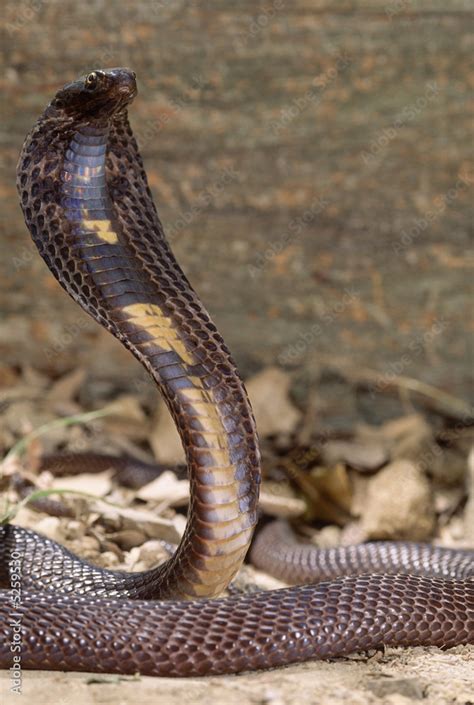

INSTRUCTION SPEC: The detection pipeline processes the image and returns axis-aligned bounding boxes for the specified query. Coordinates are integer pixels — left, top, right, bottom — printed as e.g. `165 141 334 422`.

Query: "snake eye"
85 72 99 90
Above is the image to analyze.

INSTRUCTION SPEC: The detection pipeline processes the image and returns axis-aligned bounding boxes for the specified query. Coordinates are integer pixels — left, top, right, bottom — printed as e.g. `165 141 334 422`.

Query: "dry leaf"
149 402 184 464
90 501 186 543
246 367 302 437
50 470 113 497
136 470 189 507
367 415 433 456
100 395 150 441
45 367 86 403
297 463 353 525
259 484 306 518
323 440 388 472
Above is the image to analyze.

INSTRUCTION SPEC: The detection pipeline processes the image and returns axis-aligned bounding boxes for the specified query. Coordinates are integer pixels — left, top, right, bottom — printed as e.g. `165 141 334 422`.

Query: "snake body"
0 68 472 677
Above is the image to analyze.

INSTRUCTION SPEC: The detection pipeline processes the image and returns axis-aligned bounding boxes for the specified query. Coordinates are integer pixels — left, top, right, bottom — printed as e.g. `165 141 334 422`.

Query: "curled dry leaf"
135 470 189 507
64 519 86 540
4 505 43 532
259 484 306 518
50 470 114 498
101 395 150 442
102 395 147 421
246 367 302 437
306 463 353 521
90 501 186 543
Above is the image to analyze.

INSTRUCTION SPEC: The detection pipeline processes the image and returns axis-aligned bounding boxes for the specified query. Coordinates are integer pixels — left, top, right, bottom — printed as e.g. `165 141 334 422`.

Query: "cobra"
0 68 472 677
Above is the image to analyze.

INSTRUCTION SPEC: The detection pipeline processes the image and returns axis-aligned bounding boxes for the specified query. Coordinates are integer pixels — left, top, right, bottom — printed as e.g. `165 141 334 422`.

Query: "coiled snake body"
0 69 472 677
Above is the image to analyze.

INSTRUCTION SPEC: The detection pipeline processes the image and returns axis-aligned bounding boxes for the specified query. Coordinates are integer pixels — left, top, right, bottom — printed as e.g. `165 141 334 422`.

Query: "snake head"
49 67 137 122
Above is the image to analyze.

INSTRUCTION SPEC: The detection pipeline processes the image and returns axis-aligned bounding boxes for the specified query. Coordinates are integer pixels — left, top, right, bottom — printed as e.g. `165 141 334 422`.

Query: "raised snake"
0 68 472 677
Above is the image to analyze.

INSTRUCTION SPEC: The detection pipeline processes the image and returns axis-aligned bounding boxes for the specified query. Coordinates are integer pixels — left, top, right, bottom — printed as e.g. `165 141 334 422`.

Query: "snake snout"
108 67 138 99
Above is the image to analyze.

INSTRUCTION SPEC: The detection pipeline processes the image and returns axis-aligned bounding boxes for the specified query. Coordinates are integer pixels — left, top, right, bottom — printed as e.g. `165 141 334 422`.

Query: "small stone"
138 539 172 567
107 529 147 550
33 516 62 542
65 519 84 539
362 459 435 540
310 525 341 548
96 551 120 568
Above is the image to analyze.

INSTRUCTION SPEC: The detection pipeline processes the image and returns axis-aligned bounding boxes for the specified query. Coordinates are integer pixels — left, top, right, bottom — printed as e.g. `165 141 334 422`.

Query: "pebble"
361 459 435 540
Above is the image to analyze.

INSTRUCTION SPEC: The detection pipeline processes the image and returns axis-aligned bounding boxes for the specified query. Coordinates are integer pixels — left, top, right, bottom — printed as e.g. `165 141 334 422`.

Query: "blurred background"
1 0 472 424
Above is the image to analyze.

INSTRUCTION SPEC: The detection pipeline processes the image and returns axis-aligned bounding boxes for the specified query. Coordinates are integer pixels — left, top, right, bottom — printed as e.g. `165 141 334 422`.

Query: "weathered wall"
1 1 472 415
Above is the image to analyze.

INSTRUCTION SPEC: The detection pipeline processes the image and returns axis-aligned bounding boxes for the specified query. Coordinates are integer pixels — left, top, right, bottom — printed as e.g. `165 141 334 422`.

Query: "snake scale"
0 68 472 677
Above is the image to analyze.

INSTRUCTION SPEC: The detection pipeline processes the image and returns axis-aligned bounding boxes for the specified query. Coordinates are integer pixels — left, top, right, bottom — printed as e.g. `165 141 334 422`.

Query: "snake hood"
47 67 137 122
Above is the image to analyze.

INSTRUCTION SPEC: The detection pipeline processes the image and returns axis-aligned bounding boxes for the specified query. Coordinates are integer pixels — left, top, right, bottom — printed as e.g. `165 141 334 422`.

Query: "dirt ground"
2 646 473 705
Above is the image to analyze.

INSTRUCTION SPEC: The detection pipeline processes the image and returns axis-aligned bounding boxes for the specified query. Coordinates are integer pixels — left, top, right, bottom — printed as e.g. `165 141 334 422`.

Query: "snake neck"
17 109 261 599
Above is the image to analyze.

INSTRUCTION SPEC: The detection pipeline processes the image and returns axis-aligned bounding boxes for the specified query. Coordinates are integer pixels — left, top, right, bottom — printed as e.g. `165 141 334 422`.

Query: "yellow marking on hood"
82 219 119 244
122 303 196 365
121 302 233 472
